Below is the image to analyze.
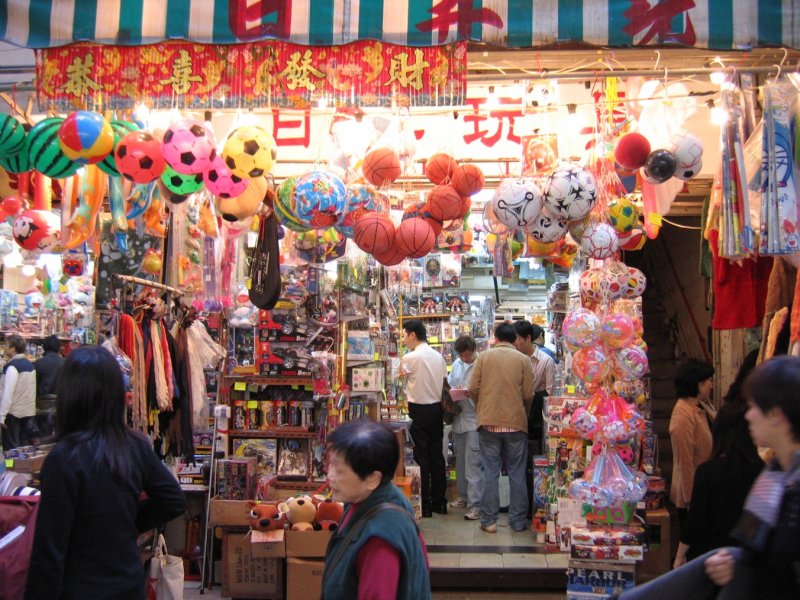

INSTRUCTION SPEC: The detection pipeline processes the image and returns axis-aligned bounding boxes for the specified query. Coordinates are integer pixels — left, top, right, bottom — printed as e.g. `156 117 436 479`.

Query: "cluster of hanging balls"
274 149 485 265
0 110 277 205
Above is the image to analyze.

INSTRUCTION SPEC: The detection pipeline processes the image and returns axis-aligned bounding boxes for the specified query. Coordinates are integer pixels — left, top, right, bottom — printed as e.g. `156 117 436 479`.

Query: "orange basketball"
426 185 463 222
426 217 443 237
374 243 407 266
460 196 472 218
424 152 458 185
362 147 401 187
353 212 396 254
452 164 484 197
395 217 435 258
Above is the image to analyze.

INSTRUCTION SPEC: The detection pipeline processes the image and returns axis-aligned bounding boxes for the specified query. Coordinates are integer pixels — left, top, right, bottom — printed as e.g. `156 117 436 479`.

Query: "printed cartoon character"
23 290 43 318
13 215 39 246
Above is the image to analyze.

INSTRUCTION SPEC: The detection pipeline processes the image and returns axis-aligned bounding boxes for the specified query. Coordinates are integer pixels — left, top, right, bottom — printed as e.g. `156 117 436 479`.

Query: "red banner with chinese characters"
35 40 467 110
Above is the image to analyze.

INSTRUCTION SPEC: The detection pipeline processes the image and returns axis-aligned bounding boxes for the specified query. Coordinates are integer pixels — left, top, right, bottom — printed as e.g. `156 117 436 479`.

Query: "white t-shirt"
401 343 447 405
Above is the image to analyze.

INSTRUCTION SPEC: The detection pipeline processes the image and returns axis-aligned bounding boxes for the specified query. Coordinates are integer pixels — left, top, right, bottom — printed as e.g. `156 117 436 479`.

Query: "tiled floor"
420 504 570 572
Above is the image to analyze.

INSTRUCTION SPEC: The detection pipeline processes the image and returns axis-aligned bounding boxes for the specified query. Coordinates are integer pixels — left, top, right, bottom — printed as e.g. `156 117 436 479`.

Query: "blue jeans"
478 428 528 529
453 431 483 509
619 547 749 600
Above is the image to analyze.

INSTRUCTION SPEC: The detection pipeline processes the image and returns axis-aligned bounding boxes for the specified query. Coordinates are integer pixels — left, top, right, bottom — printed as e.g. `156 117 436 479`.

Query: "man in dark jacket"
33 335 63 439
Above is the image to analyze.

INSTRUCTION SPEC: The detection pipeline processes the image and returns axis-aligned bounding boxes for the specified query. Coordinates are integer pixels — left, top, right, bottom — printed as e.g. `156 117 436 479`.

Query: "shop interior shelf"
223 375 313 387
398 313 463 320
271 480 325 491
229 428 318 439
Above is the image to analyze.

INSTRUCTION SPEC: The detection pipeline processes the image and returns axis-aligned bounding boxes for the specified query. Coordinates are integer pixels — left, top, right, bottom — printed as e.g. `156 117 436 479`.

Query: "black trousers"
2 414 35 450
408 402 447 510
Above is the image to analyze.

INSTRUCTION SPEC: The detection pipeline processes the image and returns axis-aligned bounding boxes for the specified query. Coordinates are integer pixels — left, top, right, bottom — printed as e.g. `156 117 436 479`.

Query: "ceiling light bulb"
21 264 35 277
711 106 729 125
710 71 727 85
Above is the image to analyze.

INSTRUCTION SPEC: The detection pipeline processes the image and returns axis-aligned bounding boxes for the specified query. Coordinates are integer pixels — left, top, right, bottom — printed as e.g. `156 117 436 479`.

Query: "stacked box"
567 559 636 599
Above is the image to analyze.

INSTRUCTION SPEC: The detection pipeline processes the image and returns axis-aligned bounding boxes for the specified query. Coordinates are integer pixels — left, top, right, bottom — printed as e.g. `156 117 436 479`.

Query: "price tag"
429 336 439 344
373 352 380 361
566 384 576 394
648 212 662 227
246 400 258 409
4 459 12 469
233 381 246 391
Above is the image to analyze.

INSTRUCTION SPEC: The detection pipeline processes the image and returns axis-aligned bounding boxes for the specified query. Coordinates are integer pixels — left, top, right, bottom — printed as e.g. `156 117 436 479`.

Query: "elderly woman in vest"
321 420 431 600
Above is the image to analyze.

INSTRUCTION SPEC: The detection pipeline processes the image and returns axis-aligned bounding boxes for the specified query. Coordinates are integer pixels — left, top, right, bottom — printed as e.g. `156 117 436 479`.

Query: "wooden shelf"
224 375 313 387
230 428 318 439
398 313 463 320
272 480 325 491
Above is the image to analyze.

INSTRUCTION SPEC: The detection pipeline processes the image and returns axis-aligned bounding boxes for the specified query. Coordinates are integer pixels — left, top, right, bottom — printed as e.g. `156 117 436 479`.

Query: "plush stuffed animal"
282 495 316 532
315 498 344 524
247 501 286 532
228 285 258 327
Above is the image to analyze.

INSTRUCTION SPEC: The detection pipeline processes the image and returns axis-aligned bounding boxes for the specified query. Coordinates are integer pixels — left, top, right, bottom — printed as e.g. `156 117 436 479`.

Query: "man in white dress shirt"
400 319 448 518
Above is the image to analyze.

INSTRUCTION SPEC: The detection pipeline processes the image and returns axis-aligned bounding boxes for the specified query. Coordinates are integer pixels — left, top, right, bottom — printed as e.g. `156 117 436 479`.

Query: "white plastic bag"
146 534 184 600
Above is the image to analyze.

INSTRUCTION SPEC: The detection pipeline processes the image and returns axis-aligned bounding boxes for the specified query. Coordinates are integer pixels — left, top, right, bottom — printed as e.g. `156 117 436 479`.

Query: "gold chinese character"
160 50 202 94
62 54 101 97
384 49 429 91
277 50 326 92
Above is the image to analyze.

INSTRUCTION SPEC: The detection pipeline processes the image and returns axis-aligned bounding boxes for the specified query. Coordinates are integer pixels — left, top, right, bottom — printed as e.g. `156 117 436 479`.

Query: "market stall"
1 1 799 598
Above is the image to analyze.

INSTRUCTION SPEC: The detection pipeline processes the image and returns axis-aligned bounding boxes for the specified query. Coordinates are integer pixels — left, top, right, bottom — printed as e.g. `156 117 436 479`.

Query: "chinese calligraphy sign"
36 40 466 110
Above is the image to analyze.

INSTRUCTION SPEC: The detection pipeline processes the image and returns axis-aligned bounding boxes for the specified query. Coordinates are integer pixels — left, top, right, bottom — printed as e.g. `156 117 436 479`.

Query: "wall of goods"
3 54 796 597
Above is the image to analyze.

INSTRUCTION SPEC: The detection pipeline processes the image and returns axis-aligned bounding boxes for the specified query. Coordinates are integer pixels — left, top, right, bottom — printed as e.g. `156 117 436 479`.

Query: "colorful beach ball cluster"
0 111 278 209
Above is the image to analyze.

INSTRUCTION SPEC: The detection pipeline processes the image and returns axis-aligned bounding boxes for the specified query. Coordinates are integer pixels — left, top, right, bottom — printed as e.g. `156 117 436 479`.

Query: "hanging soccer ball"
491 177 543 230
204 156 248 199
115 131 166 184
525 207 568 243
580 222 619 259
543 164 597 220
162 119 217 175
608 197 638 233
222 125 276 179
161 164 205 195
669 131 703 169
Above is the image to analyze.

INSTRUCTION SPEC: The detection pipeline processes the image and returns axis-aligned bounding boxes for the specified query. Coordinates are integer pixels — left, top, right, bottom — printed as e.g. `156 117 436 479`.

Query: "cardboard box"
222 532 284 599
640 509 671 579
285 529 332 557
210 498 252 527
567 559 636 595
287 557 325 600
11 454 46 473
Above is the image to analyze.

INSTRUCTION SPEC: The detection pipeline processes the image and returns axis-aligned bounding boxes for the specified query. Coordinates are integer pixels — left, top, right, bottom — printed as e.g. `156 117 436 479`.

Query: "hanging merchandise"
759 78 799 255
248 211 282 310
717 87 755 258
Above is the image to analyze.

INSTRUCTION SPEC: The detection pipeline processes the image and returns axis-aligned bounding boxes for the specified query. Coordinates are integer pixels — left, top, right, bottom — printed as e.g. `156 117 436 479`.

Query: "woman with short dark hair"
25 345 186 600
322 419 431 600
669 358 715 526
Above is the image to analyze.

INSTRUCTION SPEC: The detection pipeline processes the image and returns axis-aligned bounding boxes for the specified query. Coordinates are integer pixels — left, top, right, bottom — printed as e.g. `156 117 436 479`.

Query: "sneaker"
449 498 467 508
479 522 497 533
464 508 481 520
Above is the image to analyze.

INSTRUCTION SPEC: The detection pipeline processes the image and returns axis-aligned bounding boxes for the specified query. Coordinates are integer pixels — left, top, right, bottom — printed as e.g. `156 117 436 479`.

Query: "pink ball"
600 313 636 348
162 119 217 175
204 156 249 198
571 346 611 384
562 308 601 347
615 345 649 379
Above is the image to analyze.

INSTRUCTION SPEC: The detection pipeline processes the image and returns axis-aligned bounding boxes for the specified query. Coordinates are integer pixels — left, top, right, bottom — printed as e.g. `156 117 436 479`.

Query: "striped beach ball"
58 111 114 164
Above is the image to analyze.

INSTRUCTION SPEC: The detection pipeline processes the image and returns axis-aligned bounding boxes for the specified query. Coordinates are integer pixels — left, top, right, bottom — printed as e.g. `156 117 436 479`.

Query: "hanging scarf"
150 320 170 411
132 323 148 432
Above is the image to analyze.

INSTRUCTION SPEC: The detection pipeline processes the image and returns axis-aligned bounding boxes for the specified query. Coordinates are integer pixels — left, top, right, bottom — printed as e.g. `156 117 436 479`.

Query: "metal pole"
468 65 793 83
